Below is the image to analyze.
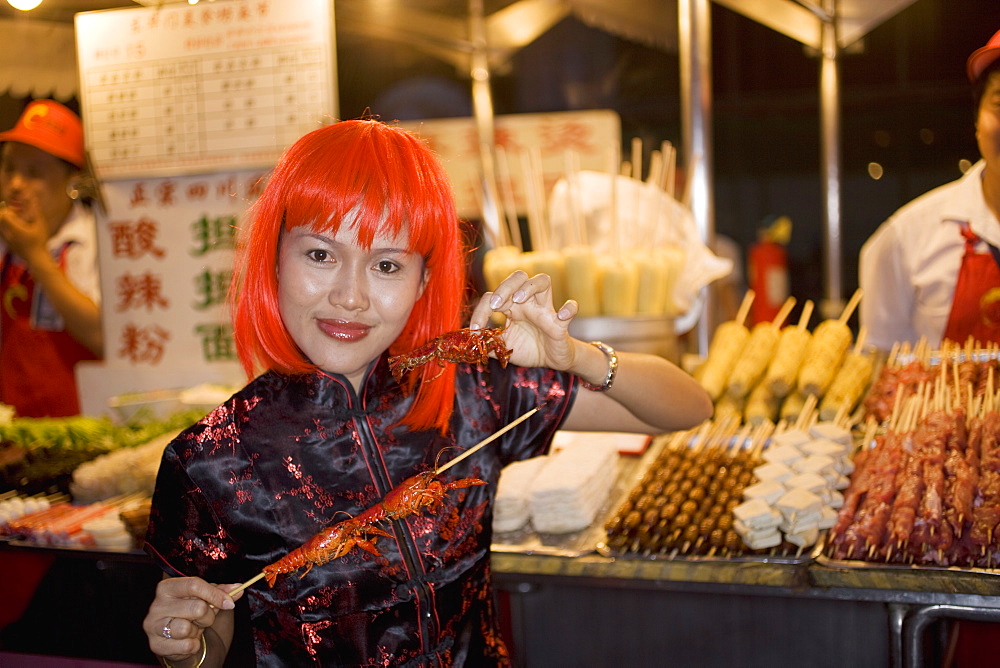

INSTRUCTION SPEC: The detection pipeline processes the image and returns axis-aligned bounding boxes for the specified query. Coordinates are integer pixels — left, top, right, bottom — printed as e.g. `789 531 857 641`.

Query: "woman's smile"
317 319 372 342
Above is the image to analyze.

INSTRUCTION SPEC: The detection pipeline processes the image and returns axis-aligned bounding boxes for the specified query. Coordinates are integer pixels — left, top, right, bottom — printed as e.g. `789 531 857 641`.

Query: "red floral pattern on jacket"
145 354 576 666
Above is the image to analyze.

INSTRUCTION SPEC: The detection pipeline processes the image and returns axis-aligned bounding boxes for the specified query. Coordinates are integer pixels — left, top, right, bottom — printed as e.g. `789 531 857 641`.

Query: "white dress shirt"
859 161 1000 351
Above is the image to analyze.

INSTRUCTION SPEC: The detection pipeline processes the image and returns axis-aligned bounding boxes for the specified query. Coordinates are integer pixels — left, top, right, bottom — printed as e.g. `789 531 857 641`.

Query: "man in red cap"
0 99 102 418
860 29 1000 351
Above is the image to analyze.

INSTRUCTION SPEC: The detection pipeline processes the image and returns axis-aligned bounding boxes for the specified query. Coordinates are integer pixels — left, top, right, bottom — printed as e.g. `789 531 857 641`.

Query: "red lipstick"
317 319 370 342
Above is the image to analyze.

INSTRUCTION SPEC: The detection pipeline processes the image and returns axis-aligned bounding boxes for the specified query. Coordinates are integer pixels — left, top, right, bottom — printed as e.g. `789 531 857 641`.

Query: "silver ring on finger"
162 617 174 639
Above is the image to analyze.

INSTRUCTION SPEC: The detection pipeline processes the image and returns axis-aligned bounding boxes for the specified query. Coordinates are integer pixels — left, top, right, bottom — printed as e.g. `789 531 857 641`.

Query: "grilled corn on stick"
779 391 807 423
797 320 852 397
714 393 745 425
697 291 755 400
726 298 796 399
797 290 862 397
764 300 814 398
744 380 779 426
819 328 874 421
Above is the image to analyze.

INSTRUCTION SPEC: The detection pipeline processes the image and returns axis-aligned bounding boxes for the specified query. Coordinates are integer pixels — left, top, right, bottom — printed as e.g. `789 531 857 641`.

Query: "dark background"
2 0 998 311
333 0 998 311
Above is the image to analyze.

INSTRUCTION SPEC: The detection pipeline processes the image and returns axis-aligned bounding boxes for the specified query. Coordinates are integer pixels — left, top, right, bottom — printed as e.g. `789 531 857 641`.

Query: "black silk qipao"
145 354 576 666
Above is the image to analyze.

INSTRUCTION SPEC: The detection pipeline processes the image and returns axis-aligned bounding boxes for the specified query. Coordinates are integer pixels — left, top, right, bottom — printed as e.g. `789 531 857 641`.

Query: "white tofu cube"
809 422 852 445
753 461 795 484
802 438 849 458
792 454 836 476
818 505 839 529
785 525 820 548
763 443 803 466
771 429 811 449
776 488 822 520
785 472 827 495
733 498 782 530
742 479 786 505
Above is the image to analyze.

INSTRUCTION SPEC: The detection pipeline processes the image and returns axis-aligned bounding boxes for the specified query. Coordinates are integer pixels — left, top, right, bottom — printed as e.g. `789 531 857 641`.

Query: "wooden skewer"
734 289 756 327
230 408 540 597
797 300 814 330
661 140 676 197
838 288 863 325
495 146 524 252
436 408 539 474
772 297 797 328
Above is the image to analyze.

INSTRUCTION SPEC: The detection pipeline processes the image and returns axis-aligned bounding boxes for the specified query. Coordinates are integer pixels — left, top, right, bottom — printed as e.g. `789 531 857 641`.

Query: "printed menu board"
75 0 337 179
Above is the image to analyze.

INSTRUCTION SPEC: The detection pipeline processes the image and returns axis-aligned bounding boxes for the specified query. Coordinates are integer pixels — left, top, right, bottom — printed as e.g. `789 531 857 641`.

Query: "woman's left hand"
468 270 579 371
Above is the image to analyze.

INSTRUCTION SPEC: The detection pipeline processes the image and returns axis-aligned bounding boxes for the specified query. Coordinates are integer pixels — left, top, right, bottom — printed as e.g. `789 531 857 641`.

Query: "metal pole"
819 0 843 318
469 0 503 247
679 0 715 354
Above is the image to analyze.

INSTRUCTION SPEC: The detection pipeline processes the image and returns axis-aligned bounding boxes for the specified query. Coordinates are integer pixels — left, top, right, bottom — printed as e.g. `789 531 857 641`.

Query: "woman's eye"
375 259 400 273
306 249 330 262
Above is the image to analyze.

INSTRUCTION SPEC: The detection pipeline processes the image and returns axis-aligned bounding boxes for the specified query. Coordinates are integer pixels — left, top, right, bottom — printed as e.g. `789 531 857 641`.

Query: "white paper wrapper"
547 171 732 317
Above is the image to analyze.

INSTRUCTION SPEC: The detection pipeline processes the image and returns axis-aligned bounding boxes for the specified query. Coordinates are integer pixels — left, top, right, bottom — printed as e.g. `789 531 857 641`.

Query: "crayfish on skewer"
389 327 512 382
261 470 487 586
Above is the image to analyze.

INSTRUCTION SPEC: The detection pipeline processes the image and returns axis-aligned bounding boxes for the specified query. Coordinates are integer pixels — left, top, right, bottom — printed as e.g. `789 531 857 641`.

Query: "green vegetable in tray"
0 409 206 496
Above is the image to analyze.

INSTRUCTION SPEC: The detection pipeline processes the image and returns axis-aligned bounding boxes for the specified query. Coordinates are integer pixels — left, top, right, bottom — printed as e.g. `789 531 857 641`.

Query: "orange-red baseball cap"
968 29 1000 82
0 99 84 169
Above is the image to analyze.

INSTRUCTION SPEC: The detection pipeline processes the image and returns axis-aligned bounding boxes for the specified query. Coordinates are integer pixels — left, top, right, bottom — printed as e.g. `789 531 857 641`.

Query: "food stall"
2 1 999 667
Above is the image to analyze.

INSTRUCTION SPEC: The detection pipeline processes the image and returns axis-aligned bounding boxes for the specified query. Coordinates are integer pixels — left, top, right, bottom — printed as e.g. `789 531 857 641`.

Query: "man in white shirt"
860 29 1000 351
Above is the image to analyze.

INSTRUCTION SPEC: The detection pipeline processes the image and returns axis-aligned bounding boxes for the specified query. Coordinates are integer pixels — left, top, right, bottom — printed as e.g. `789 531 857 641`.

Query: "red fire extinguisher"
747 216 791 326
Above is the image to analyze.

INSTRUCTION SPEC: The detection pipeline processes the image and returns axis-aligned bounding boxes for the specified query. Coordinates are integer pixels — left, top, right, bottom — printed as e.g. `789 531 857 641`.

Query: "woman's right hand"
143 576 242 664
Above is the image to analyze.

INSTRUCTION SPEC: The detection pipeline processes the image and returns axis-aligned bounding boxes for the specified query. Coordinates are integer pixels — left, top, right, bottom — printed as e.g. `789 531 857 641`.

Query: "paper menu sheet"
75 0 337 179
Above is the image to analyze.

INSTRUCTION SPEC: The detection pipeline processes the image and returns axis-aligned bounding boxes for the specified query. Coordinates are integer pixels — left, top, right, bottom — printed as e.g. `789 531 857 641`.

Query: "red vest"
942 223 1000 345
0 248 98 417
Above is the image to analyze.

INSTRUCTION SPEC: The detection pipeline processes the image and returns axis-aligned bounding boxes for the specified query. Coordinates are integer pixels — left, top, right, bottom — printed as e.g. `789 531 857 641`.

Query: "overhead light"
7 0 43 10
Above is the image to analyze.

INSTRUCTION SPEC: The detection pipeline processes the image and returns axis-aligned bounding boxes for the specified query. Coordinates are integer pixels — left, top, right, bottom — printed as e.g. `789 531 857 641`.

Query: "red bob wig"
231 119 467 432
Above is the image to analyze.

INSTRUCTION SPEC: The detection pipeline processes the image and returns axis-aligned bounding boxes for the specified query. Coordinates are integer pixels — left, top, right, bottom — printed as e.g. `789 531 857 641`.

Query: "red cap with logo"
0 99 84 169
968 29 1000 82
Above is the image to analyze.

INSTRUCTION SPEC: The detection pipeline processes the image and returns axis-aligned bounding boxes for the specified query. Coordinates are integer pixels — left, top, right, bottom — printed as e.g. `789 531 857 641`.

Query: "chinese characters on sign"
75 0 336 178
100 172 265 368
399 110 621 221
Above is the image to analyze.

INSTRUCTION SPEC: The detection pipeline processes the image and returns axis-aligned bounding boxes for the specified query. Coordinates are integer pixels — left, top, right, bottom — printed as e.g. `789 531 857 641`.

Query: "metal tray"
812 533 1000 577
491 445 649 558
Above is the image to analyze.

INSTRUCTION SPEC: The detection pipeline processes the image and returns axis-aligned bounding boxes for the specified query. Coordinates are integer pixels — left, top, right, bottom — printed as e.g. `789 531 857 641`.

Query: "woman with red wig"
141 119 711 667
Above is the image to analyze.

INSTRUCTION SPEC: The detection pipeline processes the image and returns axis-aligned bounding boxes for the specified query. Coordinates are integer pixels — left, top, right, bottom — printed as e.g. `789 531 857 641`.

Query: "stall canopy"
1 0 919 335
0 18 78 101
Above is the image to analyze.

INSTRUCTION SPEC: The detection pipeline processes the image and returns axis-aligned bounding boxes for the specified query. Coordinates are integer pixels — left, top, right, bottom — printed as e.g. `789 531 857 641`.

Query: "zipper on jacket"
348 375 441 652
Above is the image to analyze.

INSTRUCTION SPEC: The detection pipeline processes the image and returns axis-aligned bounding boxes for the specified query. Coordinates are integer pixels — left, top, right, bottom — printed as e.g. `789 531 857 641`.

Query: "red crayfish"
388 327 512 382
262 519 390 587
262 470 487 586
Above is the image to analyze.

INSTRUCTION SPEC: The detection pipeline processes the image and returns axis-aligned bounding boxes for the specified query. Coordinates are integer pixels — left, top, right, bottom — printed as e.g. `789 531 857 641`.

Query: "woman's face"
277 221 427 390
0 142 76 235
978 71 1000 179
